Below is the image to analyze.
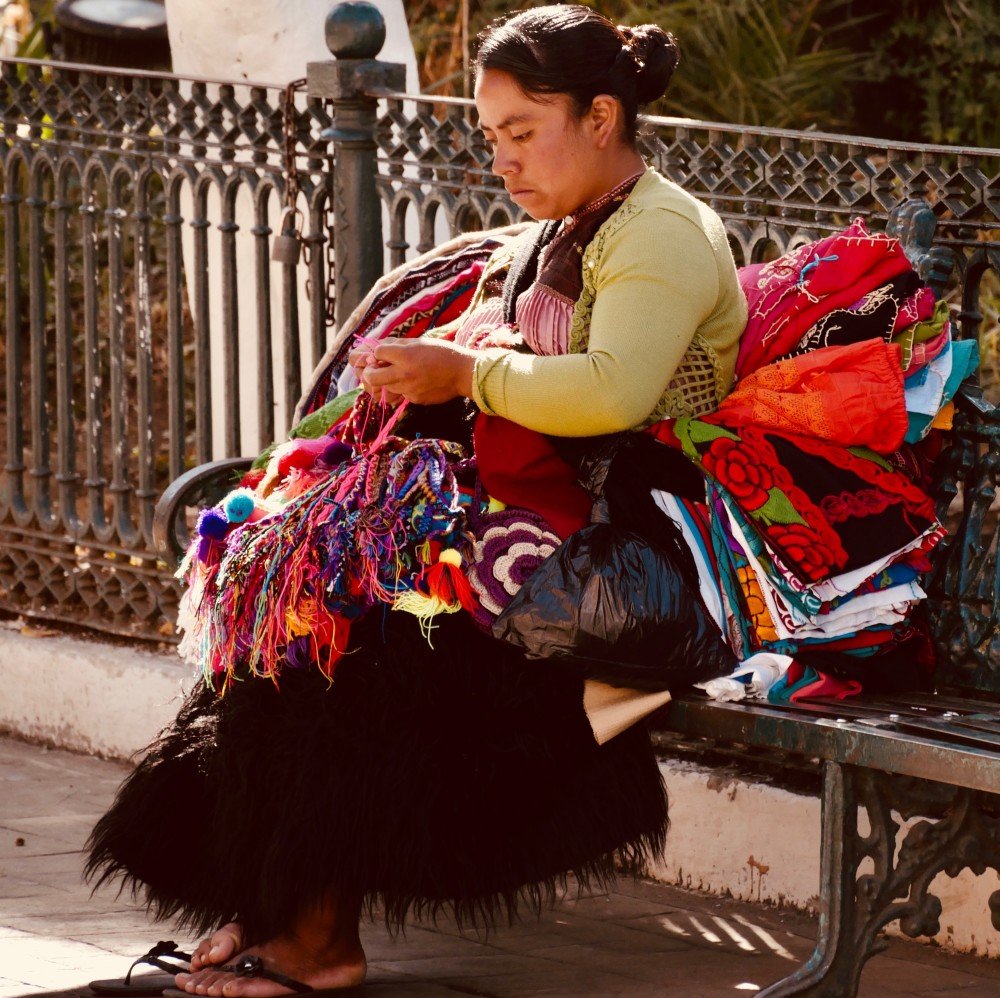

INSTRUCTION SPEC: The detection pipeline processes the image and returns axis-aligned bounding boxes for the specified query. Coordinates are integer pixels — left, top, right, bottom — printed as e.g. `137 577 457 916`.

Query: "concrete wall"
0 627 996 957
0 626 193 760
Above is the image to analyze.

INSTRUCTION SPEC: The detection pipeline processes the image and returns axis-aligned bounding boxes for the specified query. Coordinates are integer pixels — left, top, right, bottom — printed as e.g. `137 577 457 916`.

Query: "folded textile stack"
658 217 977 702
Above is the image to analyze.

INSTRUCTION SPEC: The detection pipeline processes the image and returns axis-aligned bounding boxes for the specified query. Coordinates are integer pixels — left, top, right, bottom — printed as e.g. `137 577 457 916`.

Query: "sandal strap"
227 955 313 994
124 941 193 985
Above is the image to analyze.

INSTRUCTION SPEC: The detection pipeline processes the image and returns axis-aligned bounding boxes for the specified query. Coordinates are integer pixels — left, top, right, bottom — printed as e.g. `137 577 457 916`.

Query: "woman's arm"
471 209 720 436
359 210 720 432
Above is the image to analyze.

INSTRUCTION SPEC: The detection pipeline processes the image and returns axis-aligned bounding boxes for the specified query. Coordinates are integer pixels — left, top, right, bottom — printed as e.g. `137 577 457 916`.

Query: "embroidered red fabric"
737 219 912 377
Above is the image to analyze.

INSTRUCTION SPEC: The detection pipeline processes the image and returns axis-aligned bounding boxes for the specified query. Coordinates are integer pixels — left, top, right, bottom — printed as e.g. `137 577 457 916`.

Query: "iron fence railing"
1 31 998 651
0 58 332 639
374 92 1000 346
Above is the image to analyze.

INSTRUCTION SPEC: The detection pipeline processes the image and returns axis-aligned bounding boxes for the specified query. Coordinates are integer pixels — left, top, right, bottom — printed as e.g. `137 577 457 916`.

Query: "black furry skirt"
86 608 668 943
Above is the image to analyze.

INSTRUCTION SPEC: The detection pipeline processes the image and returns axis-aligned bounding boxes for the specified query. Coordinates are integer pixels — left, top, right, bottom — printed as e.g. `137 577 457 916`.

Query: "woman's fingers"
360 363 398 389
359 339 473 405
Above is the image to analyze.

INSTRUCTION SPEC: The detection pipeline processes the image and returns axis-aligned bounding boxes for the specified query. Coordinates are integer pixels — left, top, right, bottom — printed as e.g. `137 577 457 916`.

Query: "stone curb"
0 627 193 760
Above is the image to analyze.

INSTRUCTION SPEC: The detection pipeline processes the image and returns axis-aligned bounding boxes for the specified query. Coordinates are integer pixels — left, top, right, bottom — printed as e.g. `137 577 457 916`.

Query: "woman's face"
475 68 604 220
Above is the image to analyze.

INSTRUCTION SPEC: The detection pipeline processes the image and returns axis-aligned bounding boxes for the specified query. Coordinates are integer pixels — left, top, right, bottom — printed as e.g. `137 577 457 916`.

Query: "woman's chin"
522 203 560 221
511 191 553 220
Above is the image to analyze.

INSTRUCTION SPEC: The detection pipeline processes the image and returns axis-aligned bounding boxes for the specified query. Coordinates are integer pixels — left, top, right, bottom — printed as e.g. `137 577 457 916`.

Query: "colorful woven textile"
737 218 912 377
176 396 477 687
467 507 562 629
646 392 946 664
305 238 501 411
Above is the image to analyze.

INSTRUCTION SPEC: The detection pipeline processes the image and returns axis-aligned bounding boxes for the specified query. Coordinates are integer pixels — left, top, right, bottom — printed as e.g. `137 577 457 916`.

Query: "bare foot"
189 922 245 971
174 935 366 996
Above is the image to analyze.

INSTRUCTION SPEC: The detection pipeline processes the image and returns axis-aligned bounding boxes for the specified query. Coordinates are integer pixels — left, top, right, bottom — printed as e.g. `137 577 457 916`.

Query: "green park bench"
152 195 1000 998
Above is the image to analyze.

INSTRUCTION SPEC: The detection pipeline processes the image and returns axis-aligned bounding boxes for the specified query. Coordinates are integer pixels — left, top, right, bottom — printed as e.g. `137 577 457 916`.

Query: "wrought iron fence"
1 36 998 653
0 58 332 640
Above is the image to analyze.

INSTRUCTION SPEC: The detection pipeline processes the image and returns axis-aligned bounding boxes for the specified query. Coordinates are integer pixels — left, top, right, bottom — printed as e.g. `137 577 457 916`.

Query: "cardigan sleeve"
470 208 720 437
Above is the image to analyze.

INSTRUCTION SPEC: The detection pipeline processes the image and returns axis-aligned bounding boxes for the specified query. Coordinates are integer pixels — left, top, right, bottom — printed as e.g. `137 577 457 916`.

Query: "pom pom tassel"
422 549 480 615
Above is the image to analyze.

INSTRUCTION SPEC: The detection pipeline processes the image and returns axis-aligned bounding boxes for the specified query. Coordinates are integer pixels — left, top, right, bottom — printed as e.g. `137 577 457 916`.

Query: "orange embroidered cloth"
718 340 908 453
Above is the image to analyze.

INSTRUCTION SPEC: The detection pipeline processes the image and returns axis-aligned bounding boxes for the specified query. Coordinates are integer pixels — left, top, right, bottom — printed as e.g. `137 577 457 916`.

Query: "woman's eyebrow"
480 113 534 133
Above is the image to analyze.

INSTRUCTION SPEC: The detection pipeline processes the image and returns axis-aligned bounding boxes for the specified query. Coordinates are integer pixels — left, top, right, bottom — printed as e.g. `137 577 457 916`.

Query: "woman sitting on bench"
86 4 952 995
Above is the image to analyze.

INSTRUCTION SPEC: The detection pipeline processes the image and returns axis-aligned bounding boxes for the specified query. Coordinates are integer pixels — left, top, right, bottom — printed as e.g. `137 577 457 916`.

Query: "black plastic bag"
493 522 736 690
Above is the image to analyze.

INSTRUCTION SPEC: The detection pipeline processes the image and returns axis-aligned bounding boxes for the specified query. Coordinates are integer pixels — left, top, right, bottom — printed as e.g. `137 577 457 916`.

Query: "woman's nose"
491 145 516 178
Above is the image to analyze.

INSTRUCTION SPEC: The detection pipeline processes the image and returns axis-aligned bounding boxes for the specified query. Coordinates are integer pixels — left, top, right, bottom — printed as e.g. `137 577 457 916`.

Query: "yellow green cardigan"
468 168 747 437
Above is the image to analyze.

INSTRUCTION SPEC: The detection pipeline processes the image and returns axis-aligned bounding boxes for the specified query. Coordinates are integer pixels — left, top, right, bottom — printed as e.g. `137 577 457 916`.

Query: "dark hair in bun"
618 23 681 106
474 4 680 144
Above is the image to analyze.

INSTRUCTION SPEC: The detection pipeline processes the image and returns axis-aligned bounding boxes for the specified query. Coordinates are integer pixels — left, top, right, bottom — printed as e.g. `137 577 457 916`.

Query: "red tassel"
276 437 330 478
422 550 479 615
316 614 351 679
241 467 266 490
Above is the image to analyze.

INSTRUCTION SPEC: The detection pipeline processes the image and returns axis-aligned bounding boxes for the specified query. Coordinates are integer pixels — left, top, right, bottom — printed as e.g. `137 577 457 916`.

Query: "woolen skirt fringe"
85 609 669 943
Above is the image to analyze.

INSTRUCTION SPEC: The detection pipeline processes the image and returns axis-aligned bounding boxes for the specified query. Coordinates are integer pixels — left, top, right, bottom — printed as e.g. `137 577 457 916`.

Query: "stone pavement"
2 738 999 998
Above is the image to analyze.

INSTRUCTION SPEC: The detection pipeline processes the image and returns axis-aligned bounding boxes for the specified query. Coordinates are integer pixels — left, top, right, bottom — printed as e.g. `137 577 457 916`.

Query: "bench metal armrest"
152 457 253 562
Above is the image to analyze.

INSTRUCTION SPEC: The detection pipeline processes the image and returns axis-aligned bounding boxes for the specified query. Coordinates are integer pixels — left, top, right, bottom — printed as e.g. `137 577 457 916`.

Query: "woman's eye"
513 132 532 143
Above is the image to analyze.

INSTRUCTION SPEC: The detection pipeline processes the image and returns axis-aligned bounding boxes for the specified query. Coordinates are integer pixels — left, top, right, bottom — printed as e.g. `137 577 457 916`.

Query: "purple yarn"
285 635 316 670
318 438 354 469
197 507 229 541
468 508 561 628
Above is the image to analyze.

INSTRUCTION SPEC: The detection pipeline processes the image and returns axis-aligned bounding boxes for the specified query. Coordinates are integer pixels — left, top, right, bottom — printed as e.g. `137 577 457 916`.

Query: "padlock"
271 228 301 265
270 208 301 265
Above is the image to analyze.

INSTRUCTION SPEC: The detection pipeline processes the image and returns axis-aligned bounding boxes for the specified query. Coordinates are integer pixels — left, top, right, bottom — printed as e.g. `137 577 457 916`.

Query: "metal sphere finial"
325 1 386 59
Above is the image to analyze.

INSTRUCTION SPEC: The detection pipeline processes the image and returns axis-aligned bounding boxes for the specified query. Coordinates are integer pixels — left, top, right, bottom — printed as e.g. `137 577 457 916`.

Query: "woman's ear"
589 94 623 149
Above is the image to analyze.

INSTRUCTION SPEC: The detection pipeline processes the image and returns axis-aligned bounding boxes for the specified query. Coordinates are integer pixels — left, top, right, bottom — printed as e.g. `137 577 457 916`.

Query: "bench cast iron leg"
759 761 862 997
760 761 1000 998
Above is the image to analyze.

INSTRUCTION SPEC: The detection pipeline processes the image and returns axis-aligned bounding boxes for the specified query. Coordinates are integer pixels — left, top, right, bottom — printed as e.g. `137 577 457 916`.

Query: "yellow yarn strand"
392 589 460 645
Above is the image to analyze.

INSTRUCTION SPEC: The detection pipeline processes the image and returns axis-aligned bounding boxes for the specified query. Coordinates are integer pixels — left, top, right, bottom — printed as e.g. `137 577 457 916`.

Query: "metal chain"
277 78 310 294
324 98 336 325
280 77 306 213
278 80 336 325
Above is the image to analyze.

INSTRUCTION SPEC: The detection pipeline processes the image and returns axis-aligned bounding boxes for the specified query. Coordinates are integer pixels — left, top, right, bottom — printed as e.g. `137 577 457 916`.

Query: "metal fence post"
309 2 405 328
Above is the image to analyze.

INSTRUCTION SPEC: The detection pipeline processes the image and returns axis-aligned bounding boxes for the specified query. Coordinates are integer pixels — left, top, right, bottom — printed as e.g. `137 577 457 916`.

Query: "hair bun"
618 23 680 105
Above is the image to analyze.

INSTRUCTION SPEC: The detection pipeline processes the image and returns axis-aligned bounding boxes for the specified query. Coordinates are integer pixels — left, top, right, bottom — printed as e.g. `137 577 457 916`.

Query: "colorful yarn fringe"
176 400 479 689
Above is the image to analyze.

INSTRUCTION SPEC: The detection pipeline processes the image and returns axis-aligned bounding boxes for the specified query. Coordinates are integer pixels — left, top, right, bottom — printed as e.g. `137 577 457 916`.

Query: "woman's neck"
569 151 648 218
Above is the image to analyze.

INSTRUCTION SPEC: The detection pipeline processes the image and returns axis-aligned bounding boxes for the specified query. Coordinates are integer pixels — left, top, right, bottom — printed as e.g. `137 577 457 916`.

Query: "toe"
205 976 231 997
207 923 243 965
190 941 213 971
196 970 229 994
221 978 292 998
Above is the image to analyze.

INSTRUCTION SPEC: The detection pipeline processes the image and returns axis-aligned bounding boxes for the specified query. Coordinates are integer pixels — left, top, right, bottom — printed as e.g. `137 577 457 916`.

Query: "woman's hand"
353 339 476 406
348 344 403 407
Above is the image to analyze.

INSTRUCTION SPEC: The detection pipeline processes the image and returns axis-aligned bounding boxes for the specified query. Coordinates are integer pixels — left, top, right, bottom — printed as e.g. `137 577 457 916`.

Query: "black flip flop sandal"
90 940 194 996
162 954 362 996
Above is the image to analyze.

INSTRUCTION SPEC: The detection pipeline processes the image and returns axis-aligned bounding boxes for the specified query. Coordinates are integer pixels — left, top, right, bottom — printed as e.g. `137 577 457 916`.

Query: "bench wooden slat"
777 699 1000 747
662 696 1000 794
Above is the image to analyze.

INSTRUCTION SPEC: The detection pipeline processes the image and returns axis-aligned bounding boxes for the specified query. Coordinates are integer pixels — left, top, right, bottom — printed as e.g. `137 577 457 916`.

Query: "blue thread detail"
797 253 840 286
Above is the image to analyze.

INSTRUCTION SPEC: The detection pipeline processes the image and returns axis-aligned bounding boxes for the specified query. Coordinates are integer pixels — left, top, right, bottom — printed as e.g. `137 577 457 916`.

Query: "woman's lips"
509 188 533 198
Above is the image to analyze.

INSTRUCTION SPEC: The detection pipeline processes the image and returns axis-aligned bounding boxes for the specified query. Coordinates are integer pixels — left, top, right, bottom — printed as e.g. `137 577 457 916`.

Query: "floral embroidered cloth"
737 218 912 377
